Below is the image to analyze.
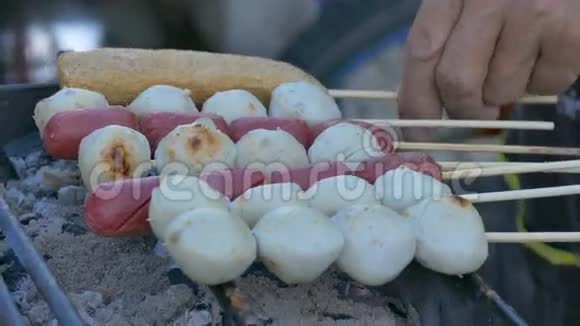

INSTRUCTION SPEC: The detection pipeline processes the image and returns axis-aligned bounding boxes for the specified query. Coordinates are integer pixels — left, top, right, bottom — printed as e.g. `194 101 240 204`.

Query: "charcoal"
36 166 79 192
80 291 104 310
166 268 199 294
3 186 27 209
19 213 41 225
9 157 28 179
0 249 27 291
3 133 44 159
25 151 48 170
188 303 213 326
60 223 87 236
57 186 86 206
153 241 171 258
0 147 408 325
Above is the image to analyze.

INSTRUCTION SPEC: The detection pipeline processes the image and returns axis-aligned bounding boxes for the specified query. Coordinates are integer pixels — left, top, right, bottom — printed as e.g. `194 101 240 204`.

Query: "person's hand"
398 0 580 138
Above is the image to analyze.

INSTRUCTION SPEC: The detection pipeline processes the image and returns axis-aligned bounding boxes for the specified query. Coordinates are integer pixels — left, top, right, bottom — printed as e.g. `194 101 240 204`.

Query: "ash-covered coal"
0 148 406 325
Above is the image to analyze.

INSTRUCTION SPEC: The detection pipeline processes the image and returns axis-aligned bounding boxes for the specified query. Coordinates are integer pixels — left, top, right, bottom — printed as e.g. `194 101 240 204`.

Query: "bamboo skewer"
329 89 558 105
442 159 580 179
329 89 399 100
331 89 576 244
460 185 580 203
361 119 554 130
460 186 580 243
439 161 580 173
486 232 580 243
396 142 580 156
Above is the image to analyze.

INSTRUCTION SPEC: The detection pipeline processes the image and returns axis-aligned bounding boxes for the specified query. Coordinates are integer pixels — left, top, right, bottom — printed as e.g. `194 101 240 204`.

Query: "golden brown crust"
57 48 324 106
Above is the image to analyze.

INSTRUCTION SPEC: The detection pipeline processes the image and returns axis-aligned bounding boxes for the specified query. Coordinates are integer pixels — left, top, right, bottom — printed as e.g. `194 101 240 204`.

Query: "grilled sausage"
312 119 395 154
354 153 442 184
200 168 266 200
268 161 352 190
43 107 138 160
85 176 160 237
84 168 265 236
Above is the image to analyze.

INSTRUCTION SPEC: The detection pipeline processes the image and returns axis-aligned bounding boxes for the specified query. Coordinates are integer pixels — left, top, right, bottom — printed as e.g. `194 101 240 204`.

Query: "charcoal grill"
0 82 529 326
0 83 84 325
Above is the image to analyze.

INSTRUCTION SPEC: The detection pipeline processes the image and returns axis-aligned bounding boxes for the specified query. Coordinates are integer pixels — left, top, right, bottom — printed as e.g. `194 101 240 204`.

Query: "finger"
398 0 463 140
527 58 578 95
435 0 505 120
483 0 542 106
540 0 580 73
526 1 580 95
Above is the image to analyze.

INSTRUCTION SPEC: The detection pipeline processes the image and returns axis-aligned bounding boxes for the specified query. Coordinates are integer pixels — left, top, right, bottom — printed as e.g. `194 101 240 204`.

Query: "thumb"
398 0 463 141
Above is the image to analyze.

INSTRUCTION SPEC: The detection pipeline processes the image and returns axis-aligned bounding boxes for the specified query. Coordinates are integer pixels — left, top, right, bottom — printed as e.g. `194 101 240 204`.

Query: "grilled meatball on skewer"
163 208 257 285
305 175 379 216
230 117 312 148
154 121 237 175
127 85 198 119
309 122 387 167
405 195 489 275
148 174 230 241
235 128 309 173
43 107 138 160
78 125 151 191
332 204 416 286
230 182 307 227
252 206 344 284
140 112 231 151
202 89 268 124
269 81 341 126
33 87 109 134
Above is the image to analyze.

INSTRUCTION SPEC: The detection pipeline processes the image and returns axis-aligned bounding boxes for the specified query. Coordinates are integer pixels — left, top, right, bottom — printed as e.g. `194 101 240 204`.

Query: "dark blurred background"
0 0 424 119
0 0 319 84
4 1 580 325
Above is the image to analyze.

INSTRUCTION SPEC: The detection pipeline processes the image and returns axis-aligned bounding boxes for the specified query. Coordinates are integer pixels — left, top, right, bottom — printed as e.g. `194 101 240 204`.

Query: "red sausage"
397 152 442 180
85 176 160 237
85 168 265 237
268 161 352 190
200 168 266 200
43 107 138 160
354 154 402 184
312 119 395 153
230 117 312 147
140 112 231 151
354 153 442 184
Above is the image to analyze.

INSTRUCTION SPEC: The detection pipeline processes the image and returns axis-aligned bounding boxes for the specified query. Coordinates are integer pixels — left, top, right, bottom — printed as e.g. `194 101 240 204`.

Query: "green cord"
498 152 580 268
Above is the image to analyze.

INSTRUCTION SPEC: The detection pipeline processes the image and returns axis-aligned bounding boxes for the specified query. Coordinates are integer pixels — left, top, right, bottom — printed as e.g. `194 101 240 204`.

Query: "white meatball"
230 182 306 227
308 122 383 167
78 125 151 190
332 205 416 286
235 129 309 173
164 208 256 285
406 195 488 275
375 166 452 213
128 85 198 118
305 175 379 216
269 82 341 126
33 87 109 134
191 117 217 130
252 206 344 284
148 174 230 241
155 123 237 175
202 90 267 124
